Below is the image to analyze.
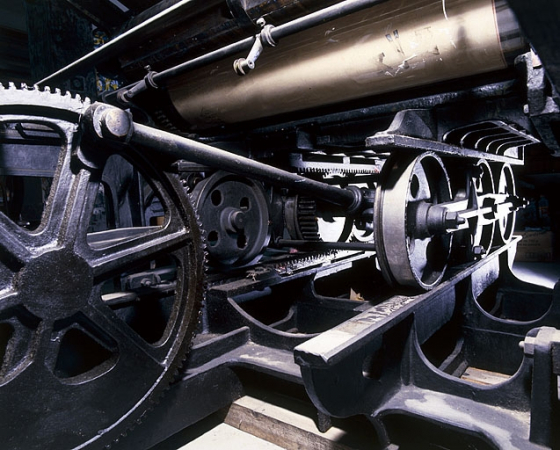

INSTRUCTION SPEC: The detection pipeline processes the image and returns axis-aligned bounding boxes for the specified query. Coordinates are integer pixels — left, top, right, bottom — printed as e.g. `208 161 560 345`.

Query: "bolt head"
101 108 132 139
472 245 486 257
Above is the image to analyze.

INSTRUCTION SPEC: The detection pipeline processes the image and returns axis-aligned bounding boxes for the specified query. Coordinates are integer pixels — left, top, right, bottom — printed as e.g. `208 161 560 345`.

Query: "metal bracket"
234 18 277 76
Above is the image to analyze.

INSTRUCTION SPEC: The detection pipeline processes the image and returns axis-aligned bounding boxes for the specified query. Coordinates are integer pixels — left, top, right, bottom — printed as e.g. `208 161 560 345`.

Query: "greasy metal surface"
6 0 560 448
168 0 515 127
101 111 361 210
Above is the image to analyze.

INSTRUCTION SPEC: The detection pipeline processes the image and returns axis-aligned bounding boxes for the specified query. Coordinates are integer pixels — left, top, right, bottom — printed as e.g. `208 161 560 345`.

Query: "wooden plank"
224 395 370 450
176 423 284 450
461 367 511 386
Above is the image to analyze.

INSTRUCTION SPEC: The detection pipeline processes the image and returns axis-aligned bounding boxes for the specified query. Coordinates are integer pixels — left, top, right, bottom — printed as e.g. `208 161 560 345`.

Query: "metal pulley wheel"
375 152 453 290
0 85 205 449
493 163 516 245
191 171 270 266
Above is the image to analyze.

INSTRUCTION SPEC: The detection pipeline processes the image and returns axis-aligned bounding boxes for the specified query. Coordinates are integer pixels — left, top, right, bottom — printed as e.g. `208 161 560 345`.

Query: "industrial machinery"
1 0 559 448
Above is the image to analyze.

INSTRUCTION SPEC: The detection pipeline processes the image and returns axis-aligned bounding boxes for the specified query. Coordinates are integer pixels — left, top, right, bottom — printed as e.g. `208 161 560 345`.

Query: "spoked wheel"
470 159 495 255
0 86 204 449
191 171 270 267
493 163 516 245
452 159 495 259
375 152 453 290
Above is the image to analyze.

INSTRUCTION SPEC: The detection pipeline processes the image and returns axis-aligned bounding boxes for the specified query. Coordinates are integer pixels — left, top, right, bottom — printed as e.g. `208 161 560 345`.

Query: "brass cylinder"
168 0 524 129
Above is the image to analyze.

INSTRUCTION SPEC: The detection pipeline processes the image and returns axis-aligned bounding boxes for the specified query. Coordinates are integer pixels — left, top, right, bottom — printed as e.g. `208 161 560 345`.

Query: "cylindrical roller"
168 0 524 128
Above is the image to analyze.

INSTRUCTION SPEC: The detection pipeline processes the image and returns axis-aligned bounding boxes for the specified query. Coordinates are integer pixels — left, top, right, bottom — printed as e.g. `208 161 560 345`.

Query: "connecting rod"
84 103 362 212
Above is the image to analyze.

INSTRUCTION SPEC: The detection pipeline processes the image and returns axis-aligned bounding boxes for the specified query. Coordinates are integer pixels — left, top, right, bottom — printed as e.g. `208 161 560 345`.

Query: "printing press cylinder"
167 0 524 128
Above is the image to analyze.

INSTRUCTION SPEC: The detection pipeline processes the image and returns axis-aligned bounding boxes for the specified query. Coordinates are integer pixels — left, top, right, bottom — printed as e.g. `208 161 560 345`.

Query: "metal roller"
168 0 524 128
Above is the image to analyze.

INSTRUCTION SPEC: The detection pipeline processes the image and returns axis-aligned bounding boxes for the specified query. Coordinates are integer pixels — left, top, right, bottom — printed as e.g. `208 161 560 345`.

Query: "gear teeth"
268 250 337 274
297 197 321 241
0 83 92 116
0 86 200 449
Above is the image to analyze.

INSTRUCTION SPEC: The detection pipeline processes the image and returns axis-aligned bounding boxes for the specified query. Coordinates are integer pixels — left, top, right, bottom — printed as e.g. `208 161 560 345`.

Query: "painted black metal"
516 52 560 156
294 242 560 449
0 85 205 450
99 235 560 450
3 85 560 450
506 0 560 101
86 104 361 210
366 132 527 165
5 0 560 447
130 122 359 209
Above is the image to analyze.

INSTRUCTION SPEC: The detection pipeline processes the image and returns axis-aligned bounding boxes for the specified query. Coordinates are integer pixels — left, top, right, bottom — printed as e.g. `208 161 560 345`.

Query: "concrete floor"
512 259 559 289
166 423 283 450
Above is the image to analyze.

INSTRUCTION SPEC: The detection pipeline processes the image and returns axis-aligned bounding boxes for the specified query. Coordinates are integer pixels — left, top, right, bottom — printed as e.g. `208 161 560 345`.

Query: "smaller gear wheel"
285 196 321 241
191 171 270 267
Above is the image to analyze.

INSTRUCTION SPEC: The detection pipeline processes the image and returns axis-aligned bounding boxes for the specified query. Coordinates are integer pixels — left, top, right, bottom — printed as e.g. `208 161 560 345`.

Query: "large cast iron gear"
0 84 205 449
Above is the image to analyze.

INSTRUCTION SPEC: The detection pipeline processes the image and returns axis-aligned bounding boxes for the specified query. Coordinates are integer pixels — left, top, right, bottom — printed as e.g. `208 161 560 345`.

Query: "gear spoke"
0 290 20 310
0 213 32 269
49 168 96 247
87 224 192 279
83 302 167 366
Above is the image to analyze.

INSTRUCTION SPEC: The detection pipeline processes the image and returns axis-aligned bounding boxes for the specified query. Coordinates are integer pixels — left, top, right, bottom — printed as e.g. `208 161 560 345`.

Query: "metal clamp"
234 18 277 76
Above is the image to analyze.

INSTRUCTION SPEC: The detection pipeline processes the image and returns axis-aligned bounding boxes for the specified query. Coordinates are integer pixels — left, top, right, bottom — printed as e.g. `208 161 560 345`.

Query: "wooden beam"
117 0 163 15
0 27 31 84
24 0 97 97
64 0 130 33
225 395 375 450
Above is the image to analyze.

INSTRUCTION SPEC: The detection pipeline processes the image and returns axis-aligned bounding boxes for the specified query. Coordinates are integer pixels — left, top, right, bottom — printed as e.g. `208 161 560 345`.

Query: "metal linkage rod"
107 0 388 103
276 239 376 251
89 105 361 210
37 0 223 88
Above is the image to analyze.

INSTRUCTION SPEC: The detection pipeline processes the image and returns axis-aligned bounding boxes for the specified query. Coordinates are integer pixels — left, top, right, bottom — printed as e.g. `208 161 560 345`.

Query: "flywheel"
374 152 453 290
0 85 205 449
